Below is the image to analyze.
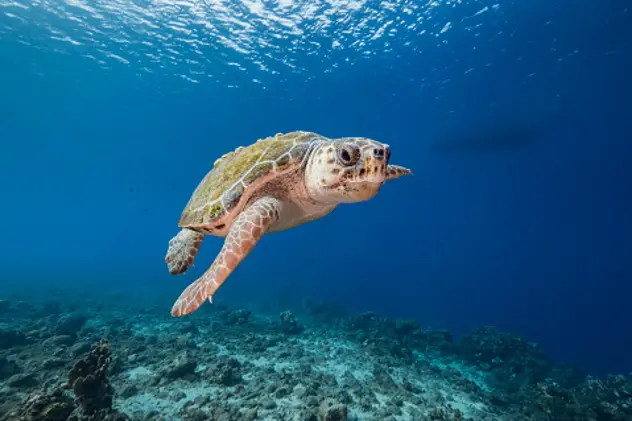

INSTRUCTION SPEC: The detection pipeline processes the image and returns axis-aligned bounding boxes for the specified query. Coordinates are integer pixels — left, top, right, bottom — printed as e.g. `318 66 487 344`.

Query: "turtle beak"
385 165 412 181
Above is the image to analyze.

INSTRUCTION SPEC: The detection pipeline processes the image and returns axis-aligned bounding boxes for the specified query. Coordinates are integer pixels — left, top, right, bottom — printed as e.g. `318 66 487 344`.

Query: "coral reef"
512 374 632 421
459 326 552 388
279 310 303 334
0 290 630 421
66 339 129 420
1 338 130 421
2 387 75 421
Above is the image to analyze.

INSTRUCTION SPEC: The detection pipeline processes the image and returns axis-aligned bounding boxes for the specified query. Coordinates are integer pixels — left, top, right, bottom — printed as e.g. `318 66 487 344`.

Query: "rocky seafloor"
0 293 631 421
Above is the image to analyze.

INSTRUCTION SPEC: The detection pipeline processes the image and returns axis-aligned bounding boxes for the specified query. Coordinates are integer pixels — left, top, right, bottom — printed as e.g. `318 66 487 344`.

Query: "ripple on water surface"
1 0 502 86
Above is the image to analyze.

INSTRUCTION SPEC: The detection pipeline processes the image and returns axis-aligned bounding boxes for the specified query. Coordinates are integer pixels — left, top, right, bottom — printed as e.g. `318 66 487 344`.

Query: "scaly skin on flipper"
165 228 205 275
170 196 281 317
386 164 412 181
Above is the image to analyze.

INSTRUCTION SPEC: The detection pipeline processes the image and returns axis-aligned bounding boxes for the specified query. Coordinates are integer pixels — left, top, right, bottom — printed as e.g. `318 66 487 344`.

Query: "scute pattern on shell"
178 131 320 228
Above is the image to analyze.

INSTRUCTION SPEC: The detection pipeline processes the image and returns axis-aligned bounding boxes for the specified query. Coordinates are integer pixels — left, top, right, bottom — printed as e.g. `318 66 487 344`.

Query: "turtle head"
306 137 399 204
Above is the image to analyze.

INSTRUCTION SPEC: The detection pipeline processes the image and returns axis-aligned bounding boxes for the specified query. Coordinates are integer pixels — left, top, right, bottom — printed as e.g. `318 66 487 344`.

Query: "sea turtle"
165 131 411 317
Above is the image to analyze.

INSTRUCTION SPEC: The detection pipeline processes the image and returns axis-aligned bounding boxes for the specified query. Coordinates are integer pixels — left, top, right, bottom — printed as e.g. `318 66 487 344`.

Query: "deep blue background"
1 1 630 375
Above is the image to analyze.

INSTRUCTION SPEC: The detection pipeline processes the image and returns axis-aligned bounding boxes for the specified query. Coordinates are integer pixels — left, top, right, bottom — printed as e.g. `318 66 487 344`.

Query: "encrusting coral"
0 294 631 421
1 339 130 421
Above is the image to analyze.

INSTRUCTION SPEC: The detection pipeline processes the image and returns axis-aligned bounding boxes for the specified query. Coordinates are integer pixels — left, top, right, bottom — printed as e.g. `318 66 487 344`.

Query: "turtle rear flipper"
165 228 205 275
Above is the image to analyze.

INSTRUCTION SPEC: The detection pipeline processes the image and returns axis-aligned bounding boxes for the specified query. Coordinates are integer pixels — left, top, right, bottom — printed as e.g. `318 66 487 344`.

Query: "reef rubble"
0 294 630 421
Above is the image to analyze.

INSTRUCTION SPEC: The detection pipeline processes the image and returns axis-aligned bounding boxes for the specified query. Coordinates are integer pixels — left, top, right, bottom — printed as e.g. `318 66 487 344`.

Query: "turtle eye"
338 145 359 166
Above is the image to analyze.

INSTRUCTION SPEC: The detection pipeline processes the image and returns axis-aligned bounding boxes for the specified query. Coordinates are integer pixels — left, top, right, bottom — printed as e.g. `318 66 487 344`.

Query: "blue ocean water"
1 1 631 415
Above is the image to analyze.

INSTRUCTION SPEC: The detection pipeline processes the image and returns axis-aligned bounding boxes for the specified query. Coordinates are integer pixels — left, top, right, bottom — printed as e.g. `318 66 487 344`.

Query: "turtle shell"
178 131 321 229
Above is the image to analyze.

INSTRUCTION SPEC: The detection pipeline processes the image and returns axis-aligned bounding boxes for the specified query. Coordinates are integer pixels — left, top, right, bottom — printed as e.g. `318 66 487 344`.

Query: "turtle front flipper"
170 196 282 317
165 228 205 275
386 164 412 181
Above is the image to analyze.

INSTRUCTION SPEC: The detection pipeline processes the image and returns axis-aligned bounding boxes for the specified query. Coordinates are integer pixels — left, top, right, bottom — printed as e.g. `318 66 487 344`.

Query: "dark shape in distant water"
429 120 544 154
429 105 582 155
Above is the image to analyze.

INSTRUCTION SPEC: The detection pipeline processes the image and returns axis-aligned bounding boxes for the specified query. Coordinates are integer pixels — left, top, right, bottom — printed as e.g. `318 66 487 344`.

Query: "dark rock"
0 357 21 379
162 354 197 380
180 408 206 421
372 366 396 390
427 407 464 420
293 384 307 398
394 318 419 335
0 387 74 421
44 335 76 347
319 398 347 421
42 358 68 369
119 385 138 399
305 396 319 407
53 349 67 358
225 309 251 325
279 310 303 334
172 337 197 349
100 413 131 421
401 377 420 394
243 408 257 421
7 373 38 389
55 314 88 337
169 391 186 402
296 409 318 421
70 342 91 357
0 329 31 349
347 312 377 330
274 386 291 399
259 398 276 410
205 356 241 386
